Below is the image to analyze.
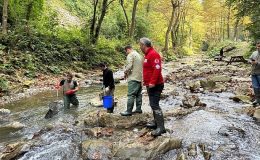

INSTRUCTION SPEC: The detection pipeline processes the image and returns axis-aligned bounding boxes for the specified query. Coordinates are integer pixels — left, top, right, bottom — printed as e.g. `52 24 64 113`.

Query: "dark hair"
99 62 107 67
256 40 260 45
124 45 132 50
67 72 73 78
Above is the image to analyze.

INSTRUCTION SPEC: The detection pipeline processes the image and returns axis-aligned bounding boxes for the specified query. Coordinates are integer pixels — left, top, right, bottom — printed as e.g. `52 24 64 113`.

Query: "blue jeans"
251 75 260 88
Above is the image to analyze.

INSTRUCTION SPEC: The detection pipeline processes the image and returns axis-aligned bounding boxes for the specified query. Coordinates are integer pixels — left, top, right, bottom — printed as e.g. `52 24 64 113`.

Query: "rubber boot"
146 110 157 129
253 88 260 106
151 109 166 137
120 100 133 116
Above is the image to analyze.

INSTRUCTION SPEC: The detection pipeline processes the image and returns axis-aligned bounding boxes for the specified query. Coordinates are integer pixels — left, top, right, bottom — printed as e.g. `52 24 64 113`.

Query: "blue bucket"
102 96 113 109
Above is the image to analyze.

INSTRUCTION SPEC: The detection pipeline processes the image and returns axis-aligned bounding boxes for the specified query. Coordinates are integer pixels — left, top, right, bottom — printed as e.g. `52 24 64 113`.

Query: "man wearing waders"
100 63 115 113
59 72 79 109
120 45 143 116
249 40 260 106
139 37 166 136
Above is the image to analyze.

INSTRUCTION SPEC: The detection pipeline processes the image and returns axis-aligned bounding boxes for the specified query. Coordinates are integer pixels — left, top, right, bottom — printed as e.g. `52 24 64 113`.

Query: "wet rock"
89 97 103 107
44 101 63 119
0 142 25 160
0 108 11 123
6 121 25 129
209 75 231 82
84 127 114 138
213 83 227 93
188 143 197 156
176 152 187 160
230 95 251 103
218 126 245 138
200 80 216 89
253 107 260 121
165 106 205 118
0 108 11 115
181 95 206 108
114 137 182 159
82 139 113 160
84 110 150 128
203 151 211 160
243 106 255 117
186 81 201 93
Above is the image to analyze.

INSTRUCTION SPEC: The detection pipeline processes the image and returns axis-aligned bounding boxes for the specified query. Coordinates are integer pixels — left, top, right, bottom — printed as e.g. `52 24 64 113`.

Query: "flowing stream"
1 55 260 159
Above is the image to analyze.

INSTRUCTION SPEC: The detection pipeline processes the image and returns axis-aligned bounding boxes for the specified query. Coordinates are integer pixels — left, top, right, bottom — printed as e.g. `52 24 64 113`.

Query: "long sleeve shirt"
143 47 164 86
249 51 260 75
103 68 115 89
125 50 143 82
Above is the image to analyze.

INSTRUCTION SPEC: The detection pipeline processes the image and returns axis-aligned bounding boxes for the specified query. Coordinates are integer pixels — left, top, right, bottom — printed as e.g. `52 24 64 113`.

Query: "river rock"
200 80 216 89
230 95 251 103
0 108 11 115
0 108 11 123
84 127 114 138
0 142 25 160
186 81 201 93
181 95 206 108
188 143 197 156
213 83 227 93
209 75 231 82
253 107 260 121
7 121 25 129
84 110 150 128
89 97 103 107
114 137 182 159
82 139 113 160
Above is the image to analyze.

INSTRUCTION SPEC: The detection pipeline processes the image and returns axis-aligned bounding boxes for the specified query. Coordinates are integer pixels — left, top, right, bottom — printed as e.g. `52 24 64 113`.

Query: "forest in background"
0 0 259 93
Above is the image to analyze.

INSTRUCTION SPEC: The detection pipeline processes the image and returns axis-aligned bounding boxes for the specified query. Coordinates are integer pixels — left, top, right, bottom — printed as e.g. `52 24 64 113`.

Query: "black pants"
147 84 164 110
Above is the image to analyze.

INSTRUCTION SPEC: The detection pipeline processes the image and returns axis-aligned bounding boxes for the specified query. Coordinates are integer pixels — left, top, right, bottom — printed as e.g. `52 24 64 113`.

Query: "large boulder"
114 136 182 159
84 110 151 129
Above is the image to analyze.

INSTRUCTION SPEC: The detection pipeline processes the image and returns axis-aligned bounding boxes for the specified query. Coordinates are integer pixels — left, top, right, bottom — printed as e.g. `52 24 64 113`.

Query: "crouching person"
100 63 115 113
60 72 79 109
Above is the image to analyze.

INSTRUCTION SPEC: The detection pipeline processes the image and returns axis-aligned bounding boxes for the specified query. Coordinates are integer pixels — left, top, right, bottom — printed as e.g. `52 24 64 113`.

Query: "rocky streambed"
1 54 260 160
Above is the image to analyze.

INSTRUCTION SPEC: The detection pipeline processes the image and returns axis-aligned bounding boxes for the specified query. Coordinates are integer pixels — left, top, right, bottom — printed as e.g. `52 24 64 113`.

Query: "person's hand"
252 60 258 65
105 87 110 92
148 84 155 88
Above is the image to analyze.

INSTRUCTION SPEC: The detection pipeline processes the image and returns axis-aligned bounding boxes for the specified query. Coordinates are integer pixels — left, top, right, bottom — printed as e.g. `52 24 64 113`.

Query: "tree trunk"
164 0 178 52
233 17 240 41
25 1 33 35
227 5 231 39
2 0 9 34
94 0 115 44
129 0 139 38
119 0 130 34
90 0 99 44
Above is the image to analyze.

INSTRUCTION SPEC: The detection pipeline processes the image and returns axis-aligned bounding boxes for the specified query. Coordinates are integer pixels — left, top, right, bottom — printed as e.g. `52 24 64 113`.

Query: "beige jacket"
125 50 143 82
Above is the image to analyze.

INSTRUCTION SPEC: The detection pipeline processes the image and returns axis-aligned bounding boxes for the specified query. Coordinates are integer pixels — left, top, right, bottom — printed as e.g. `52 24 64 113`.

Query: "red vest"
143 47 164 86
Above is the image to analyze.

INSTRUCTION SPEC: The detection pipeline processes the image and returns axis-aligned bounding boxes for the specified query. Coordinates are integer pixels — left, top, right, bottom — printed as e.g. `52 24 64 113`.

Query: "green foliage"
9 0 44 23
0 77 9 91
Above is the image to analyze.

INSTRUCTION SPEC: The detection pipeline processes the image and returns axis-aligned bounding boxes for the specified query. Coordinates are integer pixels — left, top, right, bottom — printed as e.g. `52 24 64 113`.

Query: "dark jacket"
103 68 115 89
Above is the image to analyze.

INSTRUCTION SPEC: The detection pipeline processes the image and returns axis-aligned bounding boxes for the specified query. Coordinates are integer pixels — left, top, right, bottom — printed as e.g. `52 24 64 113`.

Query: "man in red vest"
139 37 166 136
